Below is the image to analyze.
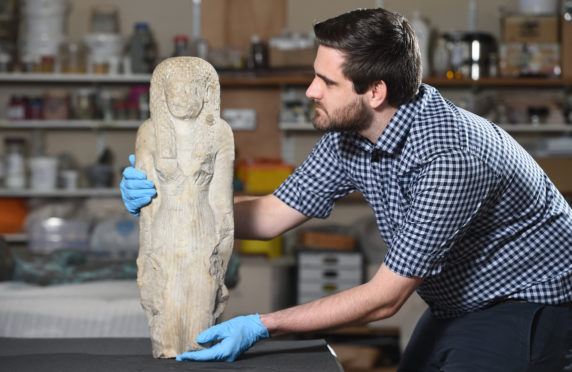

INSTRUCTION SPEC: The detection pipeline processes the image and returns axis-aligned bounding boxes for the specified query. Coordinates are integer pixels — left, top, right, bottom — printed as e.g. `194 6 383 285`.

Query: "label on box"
499 43 561 77
503 15 559 43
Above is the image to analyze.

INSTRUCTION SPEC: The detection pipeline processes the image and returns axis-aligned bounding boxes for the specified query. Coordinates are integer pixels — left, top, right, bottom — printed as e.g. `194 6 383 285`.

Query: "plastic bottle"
432 37 450 78
7 96 26 120
410 11 430 79
4 137 26 189
128 23 157 74
172 35 189 57
247 35 268 70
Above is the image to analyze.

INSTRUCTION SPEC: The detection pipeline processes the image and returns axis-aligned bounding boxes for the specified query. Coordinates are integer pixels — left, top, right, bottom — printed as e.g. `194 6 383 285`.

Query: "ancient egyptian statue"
135 57 235 358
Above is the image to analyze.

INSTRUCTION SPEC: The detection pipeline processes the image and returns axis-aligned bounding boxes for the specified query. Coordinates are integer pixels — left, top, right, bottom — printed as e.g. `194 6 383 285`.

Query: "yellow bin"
240 236 283 259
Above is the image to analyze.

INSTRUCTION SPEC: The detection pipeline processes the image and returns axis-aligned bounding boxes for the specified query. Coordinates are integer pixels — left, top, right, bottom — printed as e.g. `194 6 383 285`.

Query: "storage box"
535 157 572 194
298 231 355 251
240 237 282 259
503 15 559 43
236 159 293 194
297 251 363 304
499 43 560 77
269 47 316 68
562 15 572 78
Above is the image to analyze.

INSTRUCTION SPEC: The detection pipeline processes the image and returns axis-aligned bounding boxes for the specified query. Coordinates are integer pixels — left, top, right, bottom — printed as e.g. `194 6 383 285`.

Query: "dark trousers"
398 302 572 372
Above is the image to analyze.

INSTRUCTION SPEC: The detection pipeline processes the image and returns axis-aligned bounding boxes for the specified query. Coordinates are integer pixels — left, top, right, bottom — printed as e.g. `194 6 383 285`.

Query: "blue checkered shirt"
274 84 572 318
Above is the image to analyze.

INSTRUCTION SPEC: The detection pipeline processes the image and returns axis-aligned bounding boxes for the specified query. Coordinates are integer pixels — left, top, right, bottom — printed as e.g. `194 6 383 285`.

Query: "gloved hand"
120 154 156 216
176 314 269 362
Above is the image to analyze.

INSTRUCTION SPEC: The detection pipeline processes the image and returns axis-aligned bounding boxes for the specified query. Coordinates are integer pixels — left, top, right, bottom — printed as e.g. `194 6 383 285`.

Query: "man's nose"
305 77 321 100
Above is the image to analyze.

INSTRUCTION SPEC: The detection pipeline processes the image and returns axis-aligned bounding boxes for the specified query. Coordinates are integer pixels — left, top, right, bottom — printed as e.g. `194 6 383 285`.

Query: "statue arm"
208 122 235 244
135 120 160 224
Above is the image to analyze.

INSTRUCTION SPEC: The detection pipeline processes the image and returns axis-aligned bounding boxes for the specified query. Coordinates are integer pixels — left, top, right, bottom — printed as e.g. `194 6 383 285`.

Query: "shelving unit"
280 121 572 133
1 72 571 193
0 120 141 129
0 187 120 198
0 73 151 84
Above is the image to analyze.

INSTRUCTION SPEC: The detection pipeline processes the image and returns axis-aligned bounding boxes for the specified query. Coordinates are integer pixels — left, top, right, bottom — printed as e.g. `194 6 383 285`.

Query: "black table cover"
0 337 343 371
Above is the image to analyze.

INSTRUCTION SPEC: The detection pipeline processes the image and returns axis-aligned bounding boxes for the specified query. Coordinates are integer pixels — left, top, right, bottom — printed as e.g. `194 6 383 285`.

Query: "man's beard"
312 96 373 133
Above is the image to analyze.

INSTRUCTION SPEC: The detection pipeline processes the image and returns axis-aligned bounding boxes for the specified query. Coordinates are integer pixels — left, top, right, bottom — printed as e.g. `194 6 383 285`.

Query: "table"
0 337 343 371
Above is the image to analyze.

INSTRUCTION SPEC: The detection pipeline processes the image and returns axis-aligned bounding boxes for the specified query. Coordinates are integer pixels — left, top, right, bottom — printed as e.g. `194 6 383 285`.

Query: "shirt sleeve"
273 134 356 218
384 150 499 278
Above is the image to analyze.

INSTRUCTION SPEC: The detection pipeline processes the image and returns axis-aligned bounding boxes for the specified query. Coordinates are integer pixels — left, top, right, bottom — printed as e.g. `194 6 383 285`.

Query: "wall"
287 0 519 38
65 0 520 56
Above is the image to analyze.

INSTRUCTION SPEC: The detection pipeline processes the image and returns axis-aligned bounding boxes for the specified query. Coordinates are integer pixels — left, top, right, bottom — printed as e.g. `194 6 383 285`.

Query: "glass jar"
60 42 87 74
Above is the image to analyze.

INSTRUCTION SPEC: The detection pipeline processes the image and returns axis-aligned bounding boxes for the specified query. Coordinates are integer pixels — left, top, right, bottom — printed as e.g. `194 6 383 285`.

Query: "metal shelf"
0 188 121 198
280 122 572 133
1 233 27 244
0 72 151 84
0 120 141 129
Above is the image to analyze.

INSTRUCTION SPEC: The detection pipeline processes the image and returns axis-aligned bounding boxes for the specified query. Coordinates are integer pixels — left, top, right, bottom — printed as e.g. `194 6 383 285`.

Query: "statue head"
150 57 221 158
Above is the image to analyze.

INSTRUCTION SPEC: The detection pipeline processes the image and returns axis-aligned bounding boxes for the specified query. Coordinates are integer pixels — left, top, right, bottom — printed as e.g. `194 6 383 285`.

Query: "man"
121 8 572 370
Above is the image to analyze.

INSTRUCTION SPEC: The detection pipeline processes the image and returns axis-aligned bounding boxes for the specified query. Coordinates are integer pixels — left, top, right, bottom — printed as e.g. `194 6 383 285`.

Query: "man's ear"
368 81 387 109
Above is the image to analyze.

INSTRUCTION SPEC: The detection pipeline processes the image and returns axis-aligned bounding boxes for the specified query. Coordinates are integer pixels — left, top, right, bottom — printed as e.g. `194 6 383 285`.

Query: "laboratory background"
0 0 570 371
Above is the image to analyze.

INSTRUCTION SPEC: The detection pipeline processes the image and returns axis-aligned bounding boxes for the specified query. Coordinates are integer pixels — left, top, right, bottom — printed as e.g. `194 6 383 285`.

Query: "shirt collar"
341 84 430 155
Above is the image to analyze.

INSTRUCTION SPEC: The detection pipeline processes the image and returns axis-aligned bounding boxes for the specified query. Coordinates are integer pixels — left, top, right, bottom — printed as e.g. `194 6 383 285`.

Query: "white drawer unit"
297 251 363 305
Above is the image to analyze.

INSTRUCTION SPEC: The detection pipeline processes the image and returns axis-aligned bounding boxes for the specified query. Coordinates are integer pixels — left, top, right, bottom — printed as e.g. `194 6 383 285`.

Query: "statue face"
165 79 205 119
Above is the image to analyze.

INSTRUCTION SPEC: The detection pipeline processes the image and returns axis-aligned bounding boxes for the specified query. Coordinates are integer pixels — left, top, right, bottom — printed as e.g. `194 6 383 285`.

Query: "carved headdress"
149 57 221 159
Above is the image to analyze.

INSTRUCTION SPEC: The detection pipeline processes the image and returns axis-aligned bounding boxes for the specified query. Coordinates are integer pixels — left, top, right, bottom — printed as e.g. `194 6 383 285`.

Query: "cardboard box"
536 157 572 194
562 16 572 78
298 231 356 251
269 47 316 68
499 43 560 77
503 15 559 43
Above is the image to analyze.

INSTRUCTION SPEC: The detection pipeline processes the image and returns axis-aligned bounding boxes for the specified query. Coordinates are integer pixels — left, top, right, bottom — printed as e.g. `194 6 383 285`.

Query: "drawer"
298 267 362 282
298 251 362 269
298 280 361 295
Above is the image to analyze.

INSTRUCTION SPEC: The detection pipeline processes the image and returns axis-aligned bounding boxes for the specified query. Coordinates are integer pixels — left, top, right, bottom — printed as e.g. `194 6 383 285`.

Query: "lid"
135 22 149 30
91 4 118 15
174 35 189 42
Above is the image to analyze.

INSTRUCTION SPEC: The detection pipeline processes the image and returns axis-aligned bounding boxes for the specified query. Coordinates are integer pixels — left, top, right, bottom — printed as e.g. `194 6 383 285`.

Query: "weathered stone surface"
135 57 235 358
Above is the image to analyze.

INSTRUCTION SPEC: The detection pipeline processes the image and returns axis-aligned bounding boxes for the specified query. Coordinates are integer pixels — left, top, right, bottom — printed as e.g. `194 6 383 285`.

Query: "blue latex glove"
120 154 156 216
176 314 269 362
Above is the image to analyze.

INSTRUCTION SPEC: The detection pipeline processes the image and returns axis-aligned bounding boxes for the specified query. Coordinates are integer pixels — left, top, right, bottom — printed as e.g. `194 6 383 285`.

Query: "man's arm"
261 263 423 336
234 194 309 240
176 262 423 362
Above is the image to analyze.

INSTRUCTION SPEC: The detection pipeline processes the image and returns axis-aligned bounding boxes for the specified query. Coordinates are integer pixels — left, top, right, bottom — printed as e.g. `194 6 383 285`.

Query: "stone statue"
135 57 235 358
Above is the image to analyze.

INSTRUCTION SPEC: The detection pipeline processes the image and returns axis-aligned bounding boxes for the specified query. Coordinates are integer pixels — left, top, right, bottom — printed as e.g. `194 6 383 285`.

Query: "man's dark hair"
313 8 422 107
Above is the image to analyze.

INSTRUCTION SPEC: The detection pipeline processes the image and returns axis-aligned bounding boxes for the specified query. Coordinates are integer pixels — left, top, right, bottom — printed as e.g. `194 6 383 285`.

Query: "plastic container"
60 169 78 189
29 156 58 190
240 237 282 259
235 158 293 194
127 23 157 74
247 35 268 69
83 33 123 74
90 215 140 260
410 11 430 78
27 217 90 254
21 0 68 17
60 42 87 73
518 0 559 14
0 198 28 234
4 137 26 189
90 5 119 33
172 35 189 57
